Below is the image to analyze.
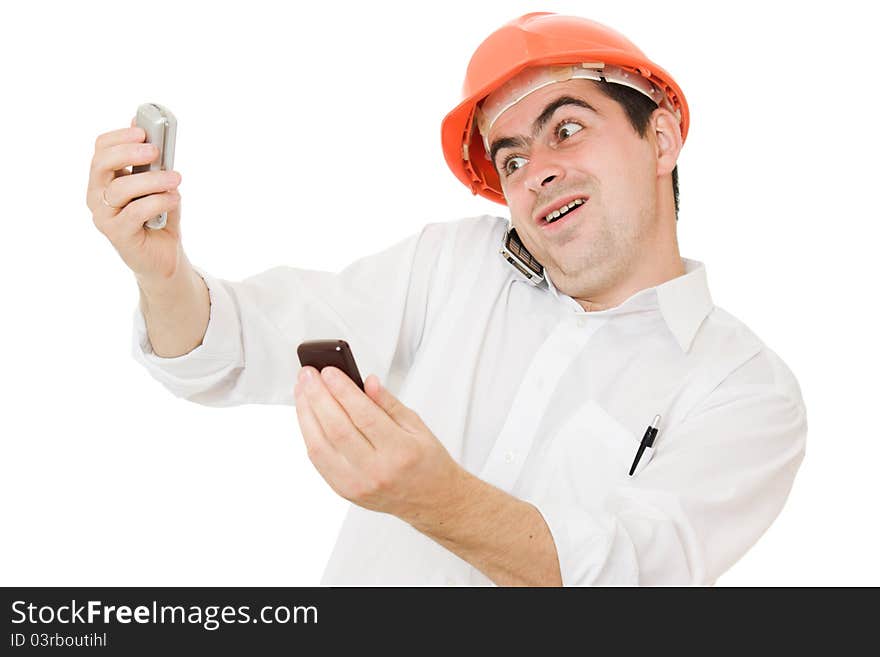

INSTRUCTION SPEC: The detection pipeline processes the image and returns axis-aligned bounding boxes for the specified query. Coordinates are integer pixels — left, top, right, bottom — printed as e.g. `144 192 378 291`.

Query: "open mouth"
539 197 588 228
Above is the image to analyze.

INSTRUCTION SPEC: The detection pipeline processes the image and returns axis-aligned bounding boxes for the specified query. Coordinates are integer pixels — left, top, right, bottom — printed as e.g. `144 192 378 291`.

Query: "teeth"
544 198 586 223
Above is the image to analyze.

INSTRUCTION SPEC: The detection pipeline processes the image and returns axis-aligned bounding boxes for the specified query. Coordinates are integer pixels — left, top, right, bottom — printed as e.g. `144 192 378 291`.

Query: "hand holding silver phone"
132 103 177 230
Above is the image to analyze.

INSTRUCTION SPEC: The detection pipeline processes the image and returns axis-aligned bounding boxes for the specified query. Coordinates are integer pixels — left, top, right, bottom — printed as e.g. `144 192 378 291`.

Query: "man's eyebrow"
489 136 528 166
534 96 599 135
488 95 600 165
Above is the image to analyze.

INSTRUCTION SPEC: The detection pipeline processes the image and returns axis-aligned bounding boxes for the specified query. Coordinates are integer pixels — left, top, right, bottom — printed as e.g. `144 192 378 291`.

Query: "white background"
1 0 877 586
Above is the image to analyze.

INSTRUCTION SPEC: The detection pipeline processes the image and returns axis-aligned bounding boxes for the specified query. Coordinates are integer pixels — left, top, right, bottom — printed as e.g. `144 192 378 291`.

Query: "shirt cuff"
131 266 242 380
524 497 640 586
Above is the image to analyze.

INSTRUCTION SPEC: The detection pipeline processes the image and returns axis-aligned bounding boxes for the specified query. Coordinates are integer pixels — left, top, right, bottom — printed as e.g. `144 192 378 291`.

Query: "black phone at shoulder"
500 225 544 286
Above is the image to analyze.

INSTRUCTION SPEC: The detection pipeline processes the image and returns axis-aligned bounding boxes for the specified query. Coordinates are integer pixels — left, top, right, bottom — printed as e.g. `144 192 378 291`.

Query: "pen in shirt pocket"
629 415 661 476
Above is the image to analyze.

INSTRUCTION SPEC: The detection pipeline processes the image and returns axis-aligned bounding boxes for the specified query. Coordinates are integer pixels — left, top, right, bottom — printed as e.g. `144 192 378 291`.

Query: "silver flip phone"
132 103 177 230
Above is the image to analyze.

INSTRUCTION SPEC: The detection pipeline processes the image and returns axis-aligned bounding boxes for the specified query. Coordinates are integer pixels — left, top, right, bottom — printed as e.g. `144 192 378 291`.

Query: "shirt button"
445 577 457 586
576 316 589 328
505 451 516 463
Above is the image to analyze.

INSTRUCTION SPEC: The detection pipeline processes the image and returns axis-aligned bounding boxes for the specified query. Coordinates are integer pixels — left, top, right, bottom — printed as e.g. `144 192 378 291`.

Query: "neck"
574 249 685 312
573 213 684 312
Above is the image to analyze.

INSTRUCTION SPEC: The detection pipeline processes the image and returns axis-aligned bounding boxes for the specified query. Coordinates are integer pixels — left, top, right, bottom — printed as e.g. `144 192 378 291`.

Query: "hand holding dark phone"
297 340 365 392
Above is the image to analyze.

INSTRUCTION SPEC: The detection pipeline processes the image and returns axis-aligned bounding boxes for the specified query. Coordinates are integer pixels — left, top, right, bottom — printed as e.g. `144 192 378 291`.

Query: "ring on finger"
101 187 122 210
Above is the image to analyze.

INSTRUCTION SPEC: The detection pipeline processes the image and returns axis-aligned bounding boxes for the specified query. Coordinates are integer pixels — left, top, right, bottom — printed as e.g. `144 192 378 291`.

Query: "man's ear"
651 108 683 177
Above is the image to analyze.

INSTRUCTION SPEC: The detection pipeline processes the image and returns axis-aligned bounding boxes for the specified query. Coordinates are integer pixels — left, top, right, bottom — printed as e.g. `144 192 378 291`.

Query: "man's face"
487 79 662 299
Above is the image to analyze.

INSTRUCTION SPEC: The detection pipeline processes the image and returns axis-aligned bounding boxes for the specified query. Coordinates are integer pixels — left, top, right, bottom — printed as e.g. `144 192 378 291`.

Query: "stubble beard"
545 205 646 302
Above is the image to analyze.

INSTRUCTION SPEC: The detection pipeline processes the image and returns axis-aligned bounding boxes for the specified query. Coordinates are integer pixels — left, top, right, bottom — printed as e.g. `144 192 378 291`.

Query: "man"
87 13 806 585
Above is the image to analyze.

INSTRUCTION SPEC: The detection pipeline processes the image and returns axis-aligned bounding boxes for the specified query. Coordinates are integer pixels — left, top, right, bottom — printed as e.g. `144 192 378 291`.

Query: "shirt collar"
542 258 714 353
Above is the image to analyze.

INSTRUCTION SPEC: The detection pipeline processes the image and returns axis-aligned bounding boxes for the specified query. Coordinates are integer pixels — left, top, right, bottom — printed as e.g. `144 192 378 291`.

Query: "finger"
94 125 147 153
91 124 149 186
113 126 151 178
362 373 424 433
119 191 180 236
320 367 401 449
294 385 363 497
104 168 181 208
88 142 160 202
90 173 175 224
300 367 376 468
92 141 158 179
125 118 141 176
98 190 180 239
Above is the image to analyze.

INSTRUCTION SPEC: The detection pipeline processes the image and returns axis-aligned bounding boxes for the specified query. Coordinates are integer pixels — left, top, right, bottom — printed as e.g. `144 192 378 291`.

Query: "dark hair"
593 80 680 221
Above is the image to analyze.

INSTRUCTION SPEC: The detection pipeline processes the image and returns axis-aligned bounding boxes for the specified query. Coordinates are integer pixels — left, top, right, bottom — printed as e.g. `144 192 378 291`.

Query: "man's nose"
526 149 565 192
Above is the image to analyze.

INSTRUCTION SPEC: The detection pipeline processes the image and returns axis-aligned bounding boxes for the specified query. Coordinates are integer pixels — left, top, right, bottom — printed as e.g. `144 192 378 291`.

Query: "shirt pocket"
531 400 655 508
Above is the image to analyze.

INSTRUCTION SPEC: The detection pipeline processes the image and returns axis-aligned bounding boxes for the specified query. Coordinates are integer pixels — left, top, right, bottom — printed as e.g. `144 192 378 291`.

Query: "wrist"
404 465 481 541
136 258 197 303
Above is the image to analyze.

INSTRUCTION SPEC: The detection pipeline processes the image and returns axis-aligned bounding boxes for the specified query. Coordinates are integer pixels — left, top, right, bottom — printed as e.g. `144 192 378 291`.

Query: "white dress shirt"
131 215 807 586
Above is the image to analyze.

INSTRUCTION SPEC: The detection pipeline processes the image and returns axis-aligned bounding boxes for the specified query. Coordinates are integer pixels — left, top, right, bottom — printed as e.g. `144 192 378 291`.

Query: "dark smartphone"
297 340 365 391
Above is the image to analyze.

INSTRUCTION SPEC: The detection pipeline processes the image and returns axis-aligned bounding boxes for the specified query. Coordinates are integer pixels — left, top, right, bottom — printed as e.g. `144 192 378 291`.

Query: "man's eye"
503 155 528 176
557 121 583 140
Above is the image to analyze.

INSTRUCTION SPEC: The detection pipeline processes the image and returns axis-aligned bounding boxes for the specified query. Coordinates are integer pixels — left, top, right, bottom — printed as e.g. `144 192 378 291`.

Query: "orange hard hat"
440 12 689 205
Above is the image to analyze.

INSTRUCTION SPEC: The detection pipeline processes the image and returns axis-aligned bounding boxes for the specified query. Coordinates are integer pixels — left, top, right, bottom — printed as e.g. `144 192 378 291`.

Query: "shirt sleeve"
525 347 808 585
131 222 452 407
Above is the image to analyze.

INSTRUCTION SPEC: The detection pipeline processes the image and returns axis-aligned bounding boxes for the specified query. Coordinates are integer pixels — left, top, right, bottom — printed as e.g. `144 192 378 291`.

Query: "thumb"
366 375 421 431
